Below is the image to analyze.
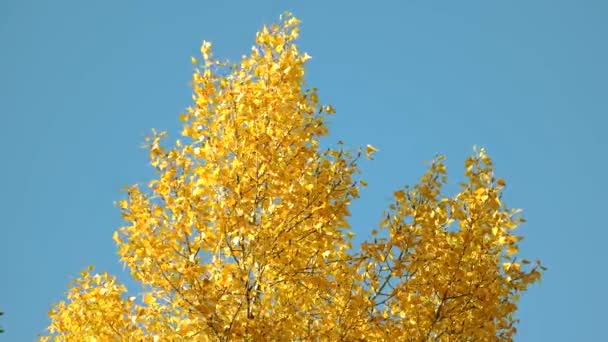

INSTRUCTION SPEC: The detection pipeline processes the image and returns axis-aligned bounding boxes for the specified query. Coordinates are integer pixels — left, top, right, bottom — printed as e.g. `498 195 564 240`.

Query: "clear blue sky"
1 0 606 340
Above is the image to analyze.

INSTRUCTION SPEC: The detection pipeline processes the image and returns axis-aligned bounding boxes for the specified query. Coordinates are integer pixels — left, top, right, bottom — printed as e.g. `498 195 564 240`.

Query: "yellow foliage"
42 13 544 341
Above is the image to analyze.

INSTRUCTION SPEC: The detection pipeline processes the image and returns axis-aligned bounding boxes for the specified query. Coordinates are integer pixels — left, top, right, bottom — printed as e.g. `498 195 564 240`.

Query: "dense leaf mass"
42 13 544 341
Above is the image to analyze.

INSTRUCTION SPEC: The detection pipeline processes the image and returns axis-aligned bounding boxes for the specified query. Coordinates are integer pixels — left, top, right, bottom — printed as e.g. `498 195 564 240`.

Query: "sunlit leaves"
360 149 544 340
40 268 141 341
42 13 543 341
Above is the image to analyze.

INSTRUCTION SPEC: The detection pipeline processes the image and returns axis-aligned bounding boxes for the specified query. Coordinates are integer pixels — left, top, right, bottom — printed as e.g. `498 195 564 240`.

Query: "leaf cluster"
42 13 543 341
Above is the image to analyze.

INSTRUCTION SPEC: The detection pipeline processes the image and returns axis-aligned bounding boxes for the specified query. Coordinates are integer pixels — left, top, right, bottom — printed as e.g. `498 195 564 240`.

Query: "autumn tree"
42 13 544 341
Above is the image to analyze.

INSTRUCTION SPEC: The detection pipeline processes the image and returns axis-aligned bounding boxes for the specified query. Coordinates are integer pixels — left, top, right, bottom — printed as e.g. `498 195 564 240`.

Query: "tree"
42 13 544 341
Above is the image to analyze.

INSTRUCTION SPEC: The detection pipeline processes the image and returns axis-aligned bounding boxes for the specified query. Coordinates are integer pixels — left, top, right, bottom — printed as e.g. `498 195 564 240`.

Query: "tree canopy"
42 13 544 341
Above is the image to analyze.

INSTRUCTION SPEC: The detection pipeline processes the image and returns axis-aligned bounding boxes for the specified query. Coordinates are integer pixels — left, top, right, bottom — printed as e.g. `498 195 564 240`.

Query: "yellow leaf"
497 178 506 187
394 190 405 201
112 231 120 244
143 292 155 305
118 200 128 209
365 144 378 160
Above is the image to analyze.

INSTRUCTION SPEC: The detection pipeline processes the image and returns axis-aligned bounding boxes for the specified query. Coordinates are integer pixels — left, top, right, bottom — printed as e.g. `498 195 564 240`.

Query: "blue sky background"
1 0 606 340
